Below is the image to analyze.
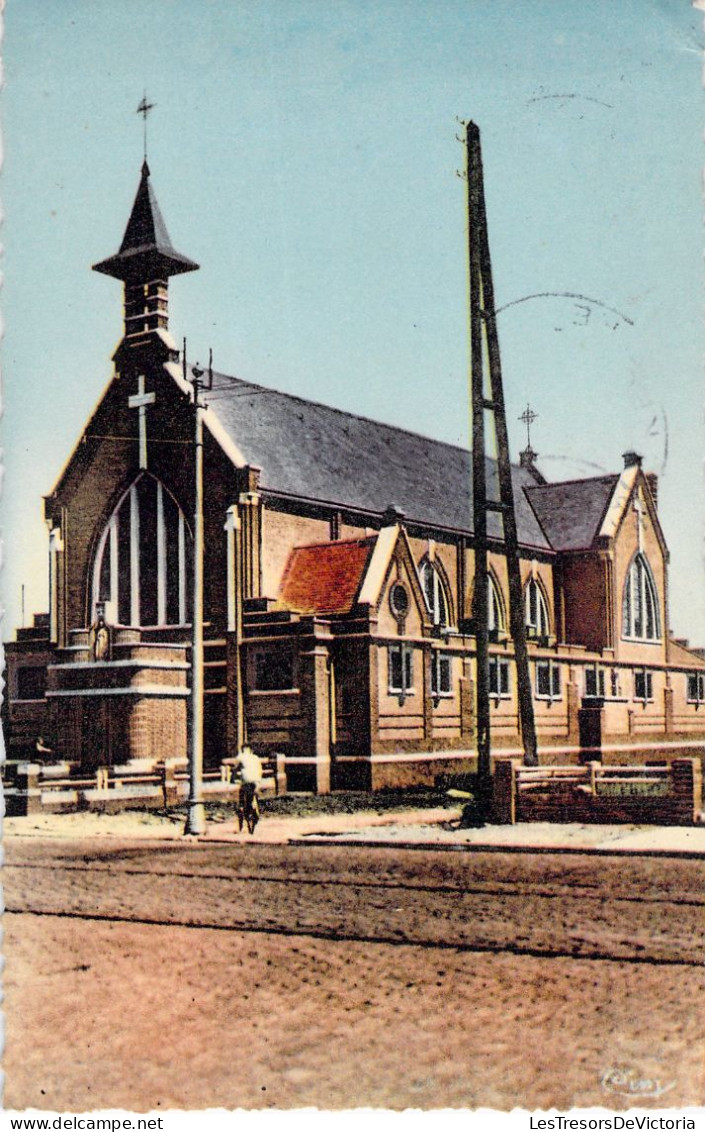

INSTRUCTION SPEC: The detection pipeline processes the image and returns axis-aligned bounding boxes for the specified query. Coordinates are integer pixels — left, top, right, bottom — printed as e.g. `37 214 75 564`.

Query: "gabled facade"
4 161 705 790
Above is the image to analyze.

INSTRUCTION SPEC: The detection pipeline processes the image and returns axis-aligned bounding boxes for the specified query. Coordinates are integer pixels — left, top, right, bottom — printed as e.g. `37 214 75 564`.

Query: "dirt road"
5 837 705 1111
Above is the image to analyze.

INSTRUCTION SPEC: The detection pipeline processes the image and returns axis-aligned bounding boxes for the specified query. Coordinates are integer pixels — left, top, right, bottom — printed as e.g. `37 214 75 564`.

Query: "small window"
585 666 605 698
687 673 705 703
389 582 409 619
253 647 295 691
389 644 414 695
610 669 621 698
634 669 653 702
536 660 561 700
431 652 453 696
489 656 511 698
17 666 46 701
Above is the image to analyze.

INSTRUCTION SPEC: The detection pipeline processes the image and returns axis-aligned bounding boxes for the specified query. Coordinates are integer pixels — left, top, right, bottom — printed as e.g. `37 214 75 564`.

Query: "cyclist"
233 745 264 833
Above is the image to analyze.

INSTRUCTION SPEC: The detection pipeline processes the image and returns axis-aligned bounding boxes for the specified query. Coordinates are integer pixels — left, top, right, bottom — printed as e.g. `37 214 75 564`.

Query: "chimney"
383 503 406 526
622 450 643 469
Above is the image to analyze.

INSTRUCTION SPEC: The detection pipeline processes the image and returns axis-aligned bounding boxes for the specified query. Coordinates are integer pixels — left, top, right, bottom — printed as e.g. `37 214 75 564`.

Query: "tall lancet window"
92 474 192 627
419 558 451 629
488 573 505 634
622 553 660 641
525 577 550 638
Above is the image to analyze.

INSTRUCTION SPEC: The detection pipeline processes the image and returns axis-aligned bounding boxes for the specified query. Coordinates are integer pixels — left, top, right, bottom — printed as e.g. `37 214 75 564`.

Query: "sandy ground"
7 806 705 852
5 826 705 1112
5 910 703 1113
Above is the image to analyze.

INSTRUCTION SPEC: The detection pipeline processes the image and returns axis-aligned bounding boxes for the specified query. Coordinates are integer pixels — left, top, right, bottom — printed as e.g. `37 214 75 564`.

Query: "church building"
5 160 705 793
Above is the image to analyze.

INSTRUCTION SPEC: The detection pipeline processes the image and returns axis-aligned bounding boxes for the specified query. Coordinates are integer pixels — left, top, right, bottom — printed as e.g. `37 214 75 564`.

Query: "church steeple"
92 161 198 344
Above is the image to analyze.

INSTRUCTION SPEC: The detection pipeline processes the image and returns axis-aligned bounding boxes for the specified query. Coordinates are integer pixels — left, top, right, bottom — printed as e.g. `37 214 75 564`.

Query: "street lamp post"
184 346 212 836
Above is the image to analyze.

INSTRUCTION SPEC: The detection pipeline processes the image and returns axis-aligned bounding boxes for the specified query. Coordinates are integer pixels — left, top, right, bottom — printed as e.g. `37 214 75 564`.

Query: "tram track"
6 858 705 909
6 905 705 969
6 844 704 968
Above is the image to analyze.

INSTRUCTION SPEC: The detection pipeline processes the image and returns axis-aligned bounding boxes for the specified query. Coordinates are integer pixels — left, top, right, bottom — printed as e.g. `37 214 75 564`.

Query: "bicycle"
237 781 260 834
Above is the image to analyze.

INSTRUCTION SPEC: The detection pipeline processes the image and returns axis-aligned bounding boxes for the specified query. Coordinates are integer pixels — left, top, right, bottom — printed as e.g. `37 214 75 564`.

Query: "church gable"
612 473 667 655
358 526 430 637
608 470 667 561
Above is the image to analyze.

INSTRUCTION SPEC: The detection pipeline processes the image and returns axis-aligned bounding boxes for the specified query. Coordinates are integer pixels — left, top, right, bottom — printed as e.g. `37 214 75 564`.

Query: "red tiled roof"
278 538 376 614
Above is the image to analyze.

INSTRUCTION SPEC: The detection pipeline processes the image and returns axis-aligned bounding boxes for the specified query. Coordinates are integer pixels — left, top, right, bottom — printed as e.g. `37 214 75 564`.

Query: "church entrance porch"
46 625 190 771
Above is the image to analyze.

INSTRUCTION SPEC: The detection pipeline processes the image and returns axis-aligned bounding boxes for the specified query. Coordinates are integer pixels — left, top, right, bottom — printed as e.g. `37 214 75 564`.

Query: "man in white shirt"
233 746 264 831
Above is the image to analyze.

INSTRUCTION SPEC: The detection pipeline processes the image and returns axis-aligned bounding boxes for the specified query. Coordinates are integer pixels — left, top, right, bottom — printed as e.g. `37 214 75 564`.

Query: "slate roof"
525 476 619 551
93 162 199 282
278 538 376 614
203 373 552 551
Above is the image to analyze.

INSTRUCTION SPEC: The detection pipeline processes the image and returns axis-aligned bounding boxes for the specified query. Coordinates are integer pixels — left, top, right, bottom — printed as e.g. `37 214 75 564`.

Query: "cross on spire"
128 374 156 469
519 403 538 449
136 93 156 161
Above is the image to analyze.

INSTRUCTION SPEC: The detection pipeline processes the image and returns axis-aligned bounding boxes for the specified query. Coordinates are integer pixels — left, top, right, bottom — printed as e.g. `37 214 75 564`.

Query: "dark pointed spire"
93 161 198 346
93 161 198 282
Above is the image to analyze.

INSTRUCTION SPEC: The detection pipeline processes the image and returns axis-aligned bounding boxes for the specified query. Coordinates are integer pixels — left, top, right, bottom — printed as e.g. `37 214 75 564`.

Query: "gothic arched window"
92 474 192 627
488 573 505 633
622 553 660 641
525 577 550 638
419 558 450 629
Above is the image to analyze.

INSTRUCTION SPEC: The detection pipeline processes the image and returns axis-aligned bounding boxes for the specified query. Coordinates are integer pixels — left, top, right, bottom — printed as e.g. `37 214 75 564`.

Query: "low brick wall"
5 752 287 817
492 758 702 826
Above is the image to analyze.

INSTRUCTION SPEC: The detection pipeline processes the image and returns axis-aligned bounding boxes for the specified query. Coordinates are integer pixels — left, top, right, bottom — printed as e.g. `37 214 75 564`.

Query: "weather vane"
136 93 156 161
519 403 538 449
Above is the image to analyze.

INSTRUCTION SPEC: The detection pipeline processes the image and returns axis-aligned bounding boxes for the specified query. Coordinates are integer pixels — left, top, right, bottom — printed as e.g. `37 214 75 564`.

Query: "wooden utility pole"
184 344 213 837
465 121 538 812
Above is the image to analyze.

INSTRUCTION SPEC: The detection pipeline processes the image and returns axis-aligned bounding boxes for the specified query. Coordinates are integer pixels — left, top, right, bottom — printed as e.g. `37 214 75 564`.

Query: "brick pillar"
299 645 331 794
422 643 433 743
160 758 181 807
369 644 380 755
15 763 43 815
224 506 245 756
566 677 580 745
49 526 64 644
238 492 262 600
459 657 474 740
664 685 674 736
578 703 604 763
671 758 702 824
492 757 518 824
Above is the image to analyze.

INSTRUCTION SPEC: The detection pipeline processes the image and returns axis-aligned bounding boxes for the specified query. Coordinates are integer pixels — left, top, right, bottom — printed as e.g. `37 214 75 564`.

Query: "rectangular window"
17 666 46 701
634 670 653 702
610 669 621 698
489 656 511 697
687 673 705 703
431 652 452 696
389 645 414 694
585 666 605 698
536 660 562 700
253 647 295 691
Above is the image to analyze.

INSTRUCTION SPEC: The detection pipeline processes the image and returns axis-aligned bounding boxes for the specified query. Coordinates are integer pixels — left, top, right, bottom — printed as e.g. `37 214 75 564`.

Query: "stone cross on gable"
633 491 645 552
128 374 156 469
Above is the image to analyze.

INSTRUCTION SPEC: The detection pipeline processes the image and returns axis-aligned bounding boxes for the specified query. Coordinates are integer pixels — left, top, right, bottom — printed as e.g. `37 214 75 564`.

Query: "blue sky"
3 0 704 641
